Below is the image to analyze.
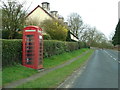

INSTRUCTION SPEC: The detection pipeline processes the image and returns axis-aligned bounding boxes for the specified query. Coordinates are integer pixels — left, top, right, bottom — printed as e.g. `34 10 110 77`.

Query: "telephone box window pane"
26 50 33 53
40 47 42 49
26 58 33 60
40 42 42 46
26 46 33 50
26 39 33 42
39 51 42 53
26 54 33 56
26 35 34 38
39 58 43 64
39 54 42 56
26 35 34 41
25 43 33 45
26 58 33 64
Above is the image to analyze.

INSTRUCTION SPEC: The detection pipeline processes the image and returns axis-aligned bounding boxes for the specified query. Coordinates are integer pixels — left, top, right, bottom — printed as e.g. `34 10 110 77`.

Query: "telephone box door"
23 33 35 68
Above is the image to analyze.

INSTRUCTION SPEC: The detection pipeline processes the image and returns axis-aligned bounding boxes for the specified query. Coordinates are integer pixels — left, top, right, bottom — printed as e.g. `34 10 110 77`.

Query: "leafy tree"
41 19 68 41
2 0 26 39
67 13 83 37
112 19 120 46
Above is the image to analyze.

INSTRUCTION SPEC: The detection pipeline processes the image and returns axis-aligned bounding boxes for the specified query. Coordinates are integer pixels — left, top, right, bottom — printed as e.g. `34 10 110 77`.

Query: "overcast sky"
18 0 119 39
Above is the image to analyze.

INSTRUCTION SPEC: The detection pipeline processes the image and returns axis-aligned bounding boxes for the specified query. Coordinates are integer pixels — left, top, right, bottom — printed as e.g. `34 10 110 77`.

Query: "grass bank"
2 65 38 85
3 48 88 85
44 48 88 68
17 49 94 88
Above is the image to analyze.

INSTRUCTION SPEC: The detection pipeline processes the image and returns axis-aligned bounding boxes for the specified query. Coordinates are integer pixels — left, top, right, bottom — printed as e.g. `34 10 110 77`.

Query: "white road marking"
110 56 113 58
65 85 70 88
104 50 118 62
118 61 120 63
113 58 117 61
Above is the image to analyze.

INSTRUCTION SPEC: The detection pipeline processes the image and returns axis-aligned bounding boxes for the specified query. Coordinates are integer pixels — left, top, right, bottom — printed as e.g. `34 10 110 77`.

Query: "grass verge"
2 65 38 85
44 48 88 68
17 49 94 88
0 70 2 87
2 48 88 85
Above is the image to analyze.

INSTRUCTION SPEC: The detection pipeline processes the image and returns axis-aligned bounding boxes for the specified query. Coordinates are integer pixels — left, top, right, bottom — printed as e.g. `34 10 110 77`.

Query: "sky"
11 0 120 39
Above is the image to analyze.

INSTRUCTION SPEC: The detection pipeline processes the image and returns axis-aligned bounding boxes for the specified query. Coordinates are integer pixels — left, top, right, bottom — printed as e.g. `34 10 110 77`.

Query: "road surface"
58 49 119 88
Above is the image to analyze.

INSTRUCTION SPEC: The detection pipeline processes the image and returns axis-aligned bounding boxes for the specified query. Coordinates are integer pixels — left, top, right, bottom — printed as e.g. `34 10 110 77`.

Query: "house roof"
69 31 79 39
26 5 55 19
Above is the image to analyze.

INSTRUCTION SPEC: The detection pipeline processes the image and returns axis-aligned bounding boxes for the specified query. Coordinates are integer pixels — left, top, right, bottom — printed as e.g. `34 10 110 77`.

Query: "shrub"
41 19 68 41
2 39 87 67
43 34 51 40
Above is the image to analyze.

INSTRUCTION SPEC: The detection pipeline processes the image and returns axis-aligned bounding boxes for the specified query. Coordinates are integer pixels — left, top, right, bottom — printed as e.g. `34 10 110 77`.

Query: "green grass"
0 70 2 87
2 48 89 86
17 49 94 88
44 48 88 68
2 65 38 85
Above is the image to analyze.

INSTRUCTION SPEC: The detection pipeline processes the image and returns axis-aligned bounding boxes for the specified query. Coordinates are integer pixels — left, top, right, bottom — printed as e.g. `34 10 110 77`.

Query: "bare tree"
80 26 110 47
2 0 26 39
108 31 115 40
67 13 83 37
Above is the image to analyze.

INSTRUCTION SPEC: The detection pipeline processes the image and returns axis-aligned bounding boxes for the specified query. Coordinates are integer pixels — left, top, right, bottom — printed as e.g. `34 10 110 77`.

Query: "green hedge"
2 39 88 67
43 40 80 57
2 39 22 67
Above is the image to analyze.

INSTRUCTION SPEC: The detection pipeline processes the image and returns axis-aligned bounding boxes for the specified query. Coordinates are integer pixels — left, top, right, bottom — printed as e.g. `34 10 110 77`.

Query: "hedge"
2 39 22 67
2 39 88 67
43 40 81 57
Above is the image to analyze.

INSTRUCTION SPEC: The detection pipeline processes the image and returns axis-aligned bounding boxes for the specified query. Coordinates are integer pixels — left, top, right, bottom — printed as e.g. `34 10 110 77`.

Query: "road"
58 49 119 88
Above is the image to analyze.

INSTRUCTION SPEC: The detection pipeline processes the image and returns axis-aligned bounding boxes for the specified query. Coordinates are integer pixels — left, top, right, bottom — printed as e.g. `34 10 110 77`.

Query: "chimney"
64 22 68 26
50 11 58 18
42 2 50 12
58 16 64 22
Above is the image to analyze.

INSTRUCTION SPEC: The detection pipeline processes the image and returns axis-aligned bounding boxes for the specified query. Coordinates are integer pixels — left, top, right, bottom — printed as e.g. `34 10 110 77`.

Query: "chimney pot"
50 11 58 18
58 16 64 22
41 2 50 12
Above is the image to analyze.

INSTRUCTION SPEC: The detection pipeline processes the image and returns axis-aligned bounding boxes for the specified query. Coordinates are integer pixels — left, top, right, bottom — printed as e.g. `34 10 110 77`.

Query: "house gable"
26 5 55 25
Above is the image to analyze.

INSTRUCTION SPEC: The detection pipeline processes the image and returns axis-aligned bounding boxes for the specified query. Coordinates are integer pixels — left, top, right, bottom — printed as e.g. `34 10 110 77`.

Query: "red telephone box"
22 26 43 69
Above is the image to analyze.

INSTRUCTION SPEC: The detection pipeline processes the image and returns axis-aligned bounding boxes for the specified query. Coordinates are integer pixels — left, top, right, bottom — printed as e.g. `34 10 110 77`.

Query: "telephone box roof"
23 26 42 31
